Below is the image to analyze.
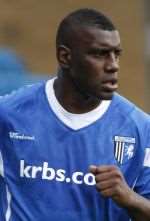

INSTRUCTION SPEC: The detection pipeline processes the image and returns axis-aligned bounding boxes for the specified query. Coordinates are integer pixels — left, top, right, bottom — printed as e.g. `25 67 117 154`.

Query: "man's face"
68 26 121 100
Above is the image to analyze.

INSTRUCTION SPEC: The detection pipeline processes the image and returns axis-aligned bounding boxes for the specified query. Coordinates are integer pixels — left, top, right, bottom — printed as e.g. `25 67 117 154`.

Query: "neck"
53 70 101 114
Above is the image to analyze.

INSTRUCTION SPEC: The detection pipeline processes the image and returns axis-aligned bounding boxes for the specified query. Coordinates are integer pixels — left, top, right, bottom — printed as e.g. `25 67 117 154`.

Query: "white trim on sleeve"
5 186 12 221
144 148 150 167
0 150 4 177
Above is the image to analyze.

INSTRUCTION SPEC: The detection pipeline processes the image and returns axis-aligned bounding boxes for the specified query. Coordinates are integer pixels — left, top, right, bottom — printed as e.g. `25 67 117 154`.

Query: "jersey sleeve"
0 107 8 177
134 132 150 199
0 176 7 221
134 165 150 199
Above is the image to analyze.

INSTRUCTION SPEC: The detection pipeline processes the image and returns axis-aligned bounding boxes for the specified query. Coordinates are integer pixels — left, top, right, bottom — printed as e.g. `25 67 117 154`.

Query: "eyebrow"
88 47 123 54
98 42 121 47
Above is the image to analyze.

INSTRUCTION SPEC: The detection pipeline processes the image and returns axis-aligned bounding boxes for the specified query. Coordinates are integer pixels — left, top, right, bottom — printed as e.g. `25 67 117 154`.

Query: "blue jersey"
0 80 150 221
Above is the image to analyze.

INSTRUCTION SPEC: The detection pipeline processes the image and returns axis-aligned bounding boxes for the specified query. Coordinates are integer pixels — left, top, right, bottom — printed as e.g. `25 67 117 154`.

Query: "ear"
56 45 71 69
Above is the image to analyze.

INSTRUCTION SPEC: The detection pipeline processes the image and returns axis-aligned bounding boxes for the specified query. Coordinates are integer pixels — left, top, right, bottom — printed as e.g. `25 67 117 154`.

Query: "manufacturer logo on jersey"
9 132 35 141
114 136 135 164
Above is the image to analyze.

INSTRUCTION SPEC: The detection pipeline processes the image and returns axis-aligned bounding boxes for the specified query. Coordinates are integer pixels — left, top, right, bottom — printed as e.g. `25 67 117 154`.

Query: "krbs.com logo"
20 160 96 186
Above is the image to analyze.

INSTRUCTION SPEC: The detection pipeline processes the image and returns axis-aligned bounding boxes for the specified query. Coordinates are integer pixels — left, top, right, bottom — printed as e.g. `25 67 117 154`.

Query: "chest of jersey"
1 109 142 221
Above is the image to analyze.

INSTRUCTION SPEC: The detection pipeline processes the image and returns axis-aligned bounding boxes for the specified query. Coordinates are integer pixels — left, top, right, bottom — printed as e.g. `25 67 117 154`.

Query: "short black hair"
56 8 116 48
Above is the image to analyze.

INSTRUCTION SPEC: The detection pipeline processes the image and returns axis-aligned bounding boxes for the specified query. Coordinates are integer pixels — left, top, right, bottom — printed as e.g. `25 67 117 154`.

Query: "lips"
101 79 118 91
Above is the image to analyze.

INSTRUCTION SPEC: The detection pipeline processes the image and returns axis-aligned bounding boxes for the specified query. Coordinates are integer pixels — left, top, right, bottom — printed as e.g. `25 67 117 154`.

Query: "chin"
86 90 114 101
97 92 114 100
90 87 116 100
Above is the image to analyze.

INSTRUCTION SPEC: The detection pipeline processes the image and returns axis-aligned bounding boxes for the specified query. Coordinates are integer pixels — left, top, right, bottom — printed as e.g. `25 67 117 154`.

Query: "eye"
97 49 110 57
87 48 123 59
114 49 122 58
88 49 110 58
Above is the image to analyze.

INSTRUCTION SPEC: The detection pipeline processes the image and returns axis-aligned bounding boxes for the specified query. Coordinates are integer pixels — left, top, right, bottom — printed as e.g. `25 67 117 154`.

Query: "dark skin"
54 26 150 220
90 165 150 221
54 27 120 113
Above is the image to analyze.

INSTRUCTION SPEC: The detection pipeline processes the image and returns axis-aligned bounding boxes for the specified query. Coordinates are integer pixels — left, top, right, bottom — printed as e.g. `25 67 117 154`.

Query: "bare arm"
90 165 150 221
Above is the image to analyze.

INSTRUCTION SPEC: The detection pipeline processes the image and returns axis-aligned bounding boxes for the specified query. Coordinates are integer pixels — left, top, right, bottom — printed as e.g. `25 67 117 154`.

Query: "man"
0 8 150 221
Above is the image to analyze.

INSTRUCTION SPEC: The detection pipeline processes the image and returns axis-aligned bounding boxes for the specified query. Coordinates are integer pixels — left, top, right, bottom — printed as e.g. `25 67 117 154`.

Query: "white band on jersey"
45 78 111 130
6 187 12 221
144 148 150 167
0 150 4 177
0 151 12 221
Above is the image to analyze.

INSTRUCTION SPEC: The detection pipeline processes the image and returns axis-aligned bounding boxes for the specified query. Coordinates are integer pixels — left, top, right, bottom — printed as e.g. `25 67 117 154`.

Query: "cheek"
84 61 105 81
71 56 105 82
84 58 105 72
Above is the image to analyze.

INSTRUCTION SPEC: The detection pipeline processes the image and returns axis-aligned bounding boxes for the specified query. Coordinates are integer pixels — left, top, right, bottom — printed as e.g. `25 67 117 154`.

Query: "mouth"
101 79 118 92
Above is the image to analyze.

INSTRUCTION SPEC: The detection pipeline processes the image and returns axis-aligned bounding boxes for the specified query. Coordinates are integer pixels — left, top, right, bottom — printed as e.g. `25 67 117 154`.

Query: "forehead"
72 27 121 48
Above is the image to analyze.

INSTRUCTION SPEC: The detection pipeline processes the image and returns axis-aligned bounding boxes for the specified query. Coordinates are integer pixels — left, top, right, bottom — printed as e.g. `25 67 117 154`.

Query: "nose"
104 52 119 73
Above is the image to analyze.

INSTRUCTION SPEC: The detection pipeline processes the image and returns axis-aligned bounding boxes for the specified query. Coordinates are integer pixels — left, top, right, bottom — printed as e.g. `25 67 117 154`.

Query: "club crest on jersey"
114 136 135 164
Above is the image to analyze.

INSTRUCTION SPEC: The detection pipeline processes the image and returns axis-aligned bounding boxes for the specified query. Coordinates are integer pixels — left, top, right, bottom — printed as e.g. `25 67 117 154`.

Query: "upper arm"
134 165 150 199
134 143 150 198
